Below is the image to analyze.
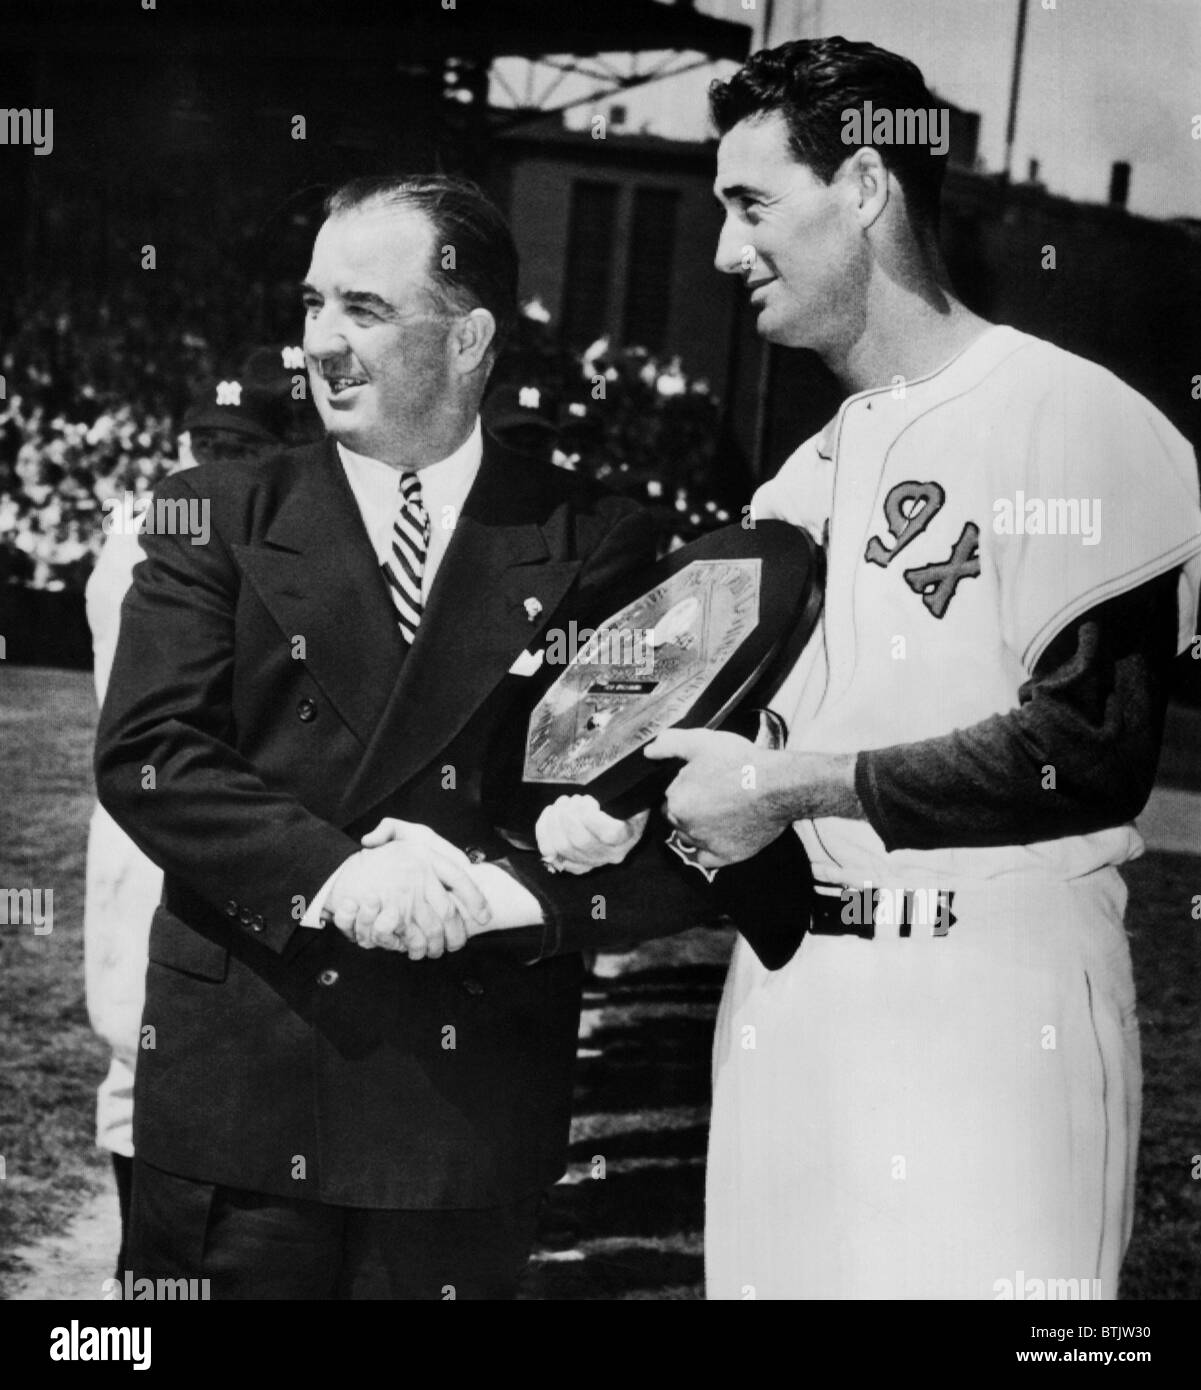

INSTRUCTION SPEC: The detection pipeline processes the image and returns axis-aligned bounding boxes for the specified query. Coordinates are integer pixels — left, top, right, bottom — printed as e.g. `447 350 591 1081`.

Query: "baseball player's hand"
326 829 490 960
535 794 651 875
645 728 796 869
646 730 864 868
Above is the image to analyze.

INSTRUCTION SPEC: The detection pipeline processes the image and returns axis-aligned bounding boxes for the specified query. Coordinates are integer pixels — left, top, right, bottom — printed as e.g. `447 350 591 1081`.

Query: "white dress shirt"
336 417 483 603
302 418 542 936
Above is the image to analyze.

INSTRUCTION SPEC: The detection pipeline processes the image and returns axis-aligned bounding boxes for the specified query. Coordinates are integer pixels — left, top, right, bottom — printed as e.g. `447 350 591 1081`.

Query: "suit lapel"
231 439 405 747
336 443 581 823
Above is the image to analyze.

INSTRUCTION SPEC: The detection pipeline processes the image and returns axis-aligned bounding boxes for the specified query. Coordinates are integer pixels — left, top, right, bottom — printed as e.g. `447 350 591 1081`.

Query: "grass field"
0 666 1198 1299
0 669 110 1292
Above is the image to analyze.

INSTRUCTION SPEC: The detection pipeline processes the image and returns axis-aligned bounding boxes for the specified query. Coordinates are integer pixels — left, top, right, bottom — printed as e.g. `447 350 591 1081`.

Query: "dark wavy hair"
709 37 948 229
324 174 519 355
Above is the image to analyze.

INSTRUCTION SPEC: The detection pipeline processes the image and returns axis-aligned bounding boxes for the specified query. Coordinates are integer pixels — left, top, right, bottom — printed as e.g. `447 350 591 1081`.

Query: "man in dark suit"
95 174 712 1300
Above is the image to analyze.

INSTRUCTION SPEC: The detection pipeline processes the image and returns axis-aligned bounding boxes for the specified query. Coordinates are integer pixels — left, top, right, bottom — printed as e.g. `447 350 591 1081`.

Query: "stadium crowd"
0 278 228 591
0 270 742 597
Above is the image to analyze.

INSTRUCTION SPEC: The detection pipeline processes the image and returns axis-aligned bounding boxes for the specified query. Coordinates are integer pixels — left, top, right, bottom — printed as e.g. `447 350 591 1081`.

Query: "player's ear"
845 147 890 231
451 308 496 376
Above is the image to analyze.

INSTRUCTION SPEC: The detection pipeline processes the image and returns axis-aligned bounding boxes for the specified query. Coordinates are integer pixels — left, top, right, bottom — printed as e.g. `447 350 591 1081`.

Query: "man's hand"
645 729 789 869
326 829 491 960
535 795 650 875
359 818 474 865
644 729 862 869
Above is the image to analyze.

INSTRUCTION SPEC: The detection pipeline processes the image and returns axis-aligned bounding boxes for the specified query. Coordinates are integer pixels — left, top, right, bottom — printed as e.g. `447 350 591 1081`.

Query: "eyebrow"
714 182 767 206
298 282 398 315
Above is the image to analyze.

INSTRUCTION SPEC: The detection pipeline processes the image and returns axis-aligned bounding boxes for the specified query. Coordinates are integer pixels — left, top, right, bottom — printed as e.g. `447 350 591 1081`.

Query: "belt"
809 883 957 940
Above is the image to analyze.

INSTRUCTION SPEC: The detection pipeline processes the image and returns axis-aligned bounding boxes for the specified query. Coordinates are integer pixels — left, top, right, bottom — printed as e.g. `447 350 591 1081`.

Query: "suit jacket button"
317 969 339 987
297 697 318 722
462 977 484 997
465 847 487 865
223 900 239 917
239 908 253 926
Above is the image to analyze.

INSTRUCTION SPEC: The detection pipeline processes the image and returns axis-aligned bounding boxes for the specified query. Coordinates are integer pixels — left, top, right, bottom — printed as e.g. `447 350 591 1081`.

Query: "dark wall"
940 171 1201 453
755 172 1201 484
5 43 477 306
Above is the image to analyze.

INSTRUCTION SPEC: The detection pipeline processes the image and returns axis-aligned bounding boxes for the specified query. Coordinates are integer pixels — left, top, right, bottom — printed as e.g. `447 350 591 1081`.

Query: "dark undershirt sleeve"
854 571 1180 852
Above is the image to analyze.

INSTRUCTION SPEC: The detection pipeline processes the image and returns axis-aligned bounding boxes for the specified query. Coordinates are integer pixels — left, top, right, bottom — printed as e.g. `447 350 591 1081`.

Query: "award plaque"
522 556 763 789
486 520 823 834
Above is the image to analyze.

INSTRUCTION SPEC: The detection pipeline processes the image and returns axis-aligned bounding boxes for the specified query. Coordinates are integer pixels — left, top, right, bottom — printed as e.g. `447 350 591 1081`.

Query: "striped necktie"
383 469 429 645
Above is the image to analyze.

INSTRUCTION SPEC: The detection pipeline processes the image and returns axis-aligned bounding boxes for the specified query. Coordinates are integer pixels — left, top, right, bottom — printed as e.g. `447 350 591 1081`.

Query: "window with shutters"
560 180 619 348
622 187 679 353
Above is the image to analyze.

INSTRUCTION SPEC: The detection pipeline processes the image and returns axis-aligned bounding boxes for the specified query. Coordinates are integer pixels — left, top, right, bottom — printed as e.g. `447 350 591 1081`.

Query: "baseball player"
539 37 1201 1299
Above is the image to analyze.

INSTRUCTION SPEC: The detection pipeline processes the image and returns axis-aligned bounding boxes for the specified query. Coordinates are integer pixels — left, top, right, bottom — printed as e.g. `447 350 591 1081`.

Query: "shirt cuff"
853 750 896 850
471 862 544 928
301 859 355 927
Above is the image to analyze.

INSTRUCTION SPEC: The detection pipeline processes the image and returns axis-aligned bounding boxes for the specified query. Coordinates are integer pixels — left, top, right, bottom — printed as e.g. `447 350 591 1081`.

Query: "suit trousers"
128 1158 543 1300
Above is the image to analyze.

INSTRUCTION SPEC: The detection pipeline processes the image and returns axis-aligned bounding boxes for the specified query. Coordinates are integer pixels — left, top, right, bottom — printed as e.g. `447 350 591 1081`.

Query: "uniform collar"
816 324 1025 458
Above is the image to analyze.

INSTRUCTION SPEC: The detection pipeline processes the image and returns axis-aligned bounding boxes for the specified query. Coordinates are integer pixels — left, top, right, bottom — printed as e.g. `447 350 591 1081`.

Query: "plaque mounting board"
485 519 824 829
523 557 762 786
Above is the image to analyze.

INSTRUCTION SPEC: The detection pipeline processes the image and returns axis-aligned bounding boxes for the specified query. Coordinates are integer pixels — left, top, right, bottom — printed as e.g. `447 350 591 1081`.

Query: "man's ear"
844 147 890 230
452 308 497 375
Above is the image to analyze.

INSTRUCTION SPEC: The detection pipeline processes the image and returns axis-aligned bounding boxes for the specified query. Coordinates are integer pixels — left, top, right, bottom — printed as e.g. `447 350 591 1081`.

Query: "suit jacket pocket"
147 905 230 982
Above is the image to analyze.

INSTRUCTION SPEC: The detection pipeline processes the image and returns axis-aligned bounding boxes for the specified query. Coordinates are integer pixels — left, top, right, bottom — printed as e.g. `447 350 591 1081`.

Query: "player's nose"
715 217 755 277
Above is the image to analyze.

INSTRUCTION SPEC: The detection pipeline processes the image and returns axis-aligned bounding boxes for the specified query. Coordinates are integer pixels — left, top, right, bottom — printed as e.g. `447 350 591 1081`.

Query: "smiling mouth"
323 374 367 397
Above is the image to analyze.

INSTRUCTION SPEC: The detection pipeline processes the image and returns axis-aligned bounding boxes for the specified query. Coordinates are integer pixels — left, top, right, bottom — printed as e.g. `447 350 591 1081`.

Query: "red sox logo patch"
865 481 980 619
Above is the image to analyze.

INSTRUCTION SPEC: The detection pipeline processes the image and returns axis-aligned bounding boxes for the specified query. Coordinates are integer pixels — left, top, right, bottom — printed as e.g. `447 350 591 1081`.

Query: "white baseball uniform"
705 324 1201 1300
85 522 162 1157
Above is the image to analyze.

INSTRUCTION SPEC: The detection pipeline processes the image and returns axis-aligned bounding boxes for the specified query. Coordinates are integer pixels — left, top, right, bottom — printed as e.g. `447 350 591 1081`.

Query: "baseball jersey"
753 324 1201 889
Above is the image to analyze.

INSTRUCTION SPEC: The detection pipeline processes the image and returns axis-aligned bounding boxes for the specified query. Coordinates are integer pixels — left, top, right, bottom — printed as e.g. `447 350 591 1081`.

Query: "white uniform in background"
83 438 200 1158
84 521 163 1158
705 325 1201 1300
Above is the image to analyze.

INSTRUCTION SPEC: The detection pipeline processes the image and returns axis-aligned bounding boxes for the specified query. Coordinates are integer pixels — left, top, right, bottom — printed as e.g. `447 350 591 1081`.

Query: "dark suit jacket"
95 435 717 1209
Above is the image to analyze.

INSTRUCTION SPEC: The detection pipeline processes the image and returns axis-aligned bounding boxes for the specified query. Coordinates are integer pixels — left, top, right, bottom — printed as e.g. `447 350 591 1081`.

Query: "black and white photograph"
1 0 1198 1348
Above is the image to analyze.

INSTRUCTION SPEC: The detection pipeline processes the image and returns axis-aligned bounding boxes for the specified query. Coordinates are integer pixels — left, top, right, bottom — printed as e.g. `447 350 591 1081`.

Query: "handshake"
323 728 786 960
323 796 650 960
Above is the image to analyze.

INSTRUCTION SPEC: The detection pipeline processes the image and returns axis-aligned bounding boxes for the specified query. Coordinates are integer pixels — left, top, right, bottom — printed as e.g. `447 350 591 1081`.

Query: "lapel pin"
523 597 543 622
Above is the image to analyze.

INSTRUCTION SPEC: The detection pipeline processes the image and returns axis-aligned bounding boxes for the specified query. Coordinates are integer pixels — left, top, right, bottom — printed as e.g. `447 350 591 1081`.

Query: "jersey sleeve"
993 353 1201 672
749 435 831 540
855 570 1177 851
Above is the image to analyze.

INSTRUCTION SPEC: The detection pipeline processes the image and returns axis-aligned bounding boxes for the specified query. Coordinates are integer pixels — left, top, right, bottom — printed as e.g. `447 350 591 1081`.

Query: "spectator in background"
83 368 286 1282
0 391 177 592
177 385 290 469
482 382 559 464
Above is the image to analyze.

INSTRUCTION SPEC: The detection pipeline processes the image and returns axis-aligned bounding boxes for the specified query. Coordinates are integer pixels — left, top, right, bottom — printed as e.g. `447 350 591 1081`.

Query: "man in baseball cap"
482 382 559 463
180 373 287 468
